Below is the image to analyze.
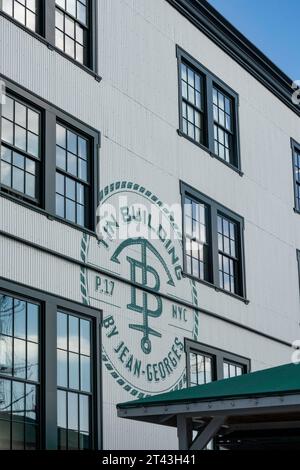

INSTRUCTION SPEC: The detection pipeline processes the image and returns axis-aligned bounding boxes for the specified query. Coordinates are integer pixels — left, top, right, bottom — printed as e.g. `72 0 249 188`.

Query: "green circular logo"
80 182 199 398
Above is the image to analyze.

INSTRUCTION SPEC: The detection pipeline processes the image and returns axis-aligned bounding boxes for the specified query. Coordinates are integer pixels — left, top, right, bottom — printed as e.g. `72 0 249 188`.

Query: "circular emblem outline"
80 181 199 398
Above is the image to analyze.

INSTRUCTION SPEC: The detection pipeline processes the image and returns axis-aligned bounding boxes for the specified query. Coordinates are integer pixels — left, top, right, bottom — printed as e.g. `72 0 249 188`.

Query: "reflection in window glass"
57 311 92 450
223 361 244 379
184 196 209 282
0 294 39 450
189 352 213 387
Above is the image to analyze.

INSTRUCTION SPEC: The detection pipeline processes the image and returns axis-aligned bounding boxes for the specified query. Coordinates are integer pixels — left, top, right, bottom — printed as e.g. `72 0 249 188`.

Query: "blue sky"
208 0 298 80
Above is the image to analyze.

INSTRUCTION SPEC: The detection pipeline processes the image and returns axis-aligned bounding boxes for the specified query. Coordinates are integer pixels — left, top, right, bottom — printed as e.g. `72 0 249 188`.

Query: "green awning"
118 363 300 410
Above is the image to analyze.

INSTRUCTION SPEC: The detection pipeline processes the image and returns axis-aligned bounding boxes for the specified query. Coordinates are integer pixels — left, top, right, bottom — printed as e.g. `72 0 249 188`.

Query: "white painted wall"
0 0 299 450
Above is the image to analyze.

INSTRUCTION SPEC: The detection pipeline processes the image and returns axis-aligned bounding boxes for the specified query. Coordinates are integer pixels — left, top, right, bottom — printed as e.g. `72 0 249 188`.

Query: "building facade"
0 0 299 450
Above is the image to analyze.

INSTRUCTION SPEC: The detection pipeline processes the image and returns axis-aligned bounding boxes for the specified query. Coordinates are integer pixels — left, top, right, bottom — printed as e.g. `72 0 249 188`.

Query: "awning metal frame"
117 393 300 450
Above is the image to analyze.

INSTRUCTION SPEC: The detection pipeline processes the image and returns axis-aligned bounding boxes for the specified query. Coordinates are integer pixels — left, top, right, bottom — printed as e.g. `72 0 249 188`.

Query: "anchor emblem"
111 238 175 355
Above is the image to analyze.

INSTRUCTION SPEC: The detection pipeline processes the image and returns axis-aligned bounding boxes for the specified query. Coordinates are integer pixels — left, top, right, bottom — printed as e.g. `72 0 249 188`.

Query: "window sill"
0 190 98 239
210 152 244 176
177 129 243 177
182 270 249 304
0 11 102 82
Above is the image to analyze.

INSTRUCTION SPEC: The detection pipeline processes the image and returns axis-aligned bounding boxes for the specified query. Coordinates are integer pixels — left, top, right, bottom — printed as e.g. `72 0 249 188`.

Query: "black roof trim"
167 0 300 117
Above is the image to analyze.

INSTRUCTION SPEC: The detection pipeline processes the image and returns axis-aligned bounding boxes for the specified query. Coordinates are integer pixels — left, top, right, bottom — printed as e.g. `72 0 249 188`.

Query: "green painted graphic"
80 181 199 398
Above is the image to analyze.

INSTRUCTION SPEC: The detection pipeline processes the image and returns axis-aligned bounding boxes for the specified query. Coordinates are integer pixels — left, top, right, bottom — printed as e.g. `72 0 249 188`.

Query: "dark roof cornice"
167 0 300 117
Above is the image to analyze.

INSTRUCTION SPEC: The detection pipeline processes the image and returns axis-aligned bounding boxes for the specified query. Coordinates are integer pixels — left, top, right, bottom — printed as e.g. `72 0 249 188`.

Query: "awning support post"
177 415 193 450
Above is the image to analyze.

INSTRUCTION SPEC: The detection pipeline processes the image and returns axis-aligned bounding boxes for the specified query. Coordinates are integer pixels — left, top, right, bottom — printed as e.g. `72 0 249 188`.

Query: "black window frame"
177 46 242 174
185 339 251 388
181 181 247 302
0 76 100 234
291 138 300 214
0 91 42 205
0 0 99 79
296 250 300 298
0 278 102 450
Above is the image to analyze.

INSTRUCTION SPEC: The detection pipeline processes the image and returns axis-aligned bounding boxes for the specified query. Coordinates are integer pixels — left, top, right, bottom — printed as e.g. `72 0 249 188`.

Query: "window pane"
14 339 26 379
205 356 212 383
12 422 24 450
69 353 79 390
69 316 79 353
66 199 76 222
57 312 68 350
12 381 25 420
14 300 26 340
68 392 79 449
56 195 65 218
0 421 10 450
80 355 90 392
27 342 38 382
0 379 11 419
2 118 14 144
27 109 39 134
25 173 35 198
27 132 39 157
79 395 90 449
0 336 12 376
15 102 26 127
57 390 67 450
27 304 39 343
25 425 37 450
0 296 13 337
15 125 27 151
56 124 66 148
25 384 36 421
57 390 67 430
66 177 76 201
57 350 68 388
80 320 90 356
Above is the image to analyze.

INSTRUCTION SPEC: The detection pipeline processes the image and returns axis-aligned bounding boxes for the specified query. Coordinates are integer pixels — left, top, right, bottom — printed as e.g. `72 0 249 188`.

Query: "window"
56 123 90 227
218 215 238 294
1 1 97 73
292 139 300 213
177 47 241 171
186 341 249 450
0 79 100 231
1 0 40 32
1 93 41 202
223 361 244 379
180 62 205 145
185 340 250 388
0 293 40 449
213 87 233 163
57 311 93 450
181 182 246 300
190 352 213 386
55 0 90 66
184 196 209 282
0 280 102 450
